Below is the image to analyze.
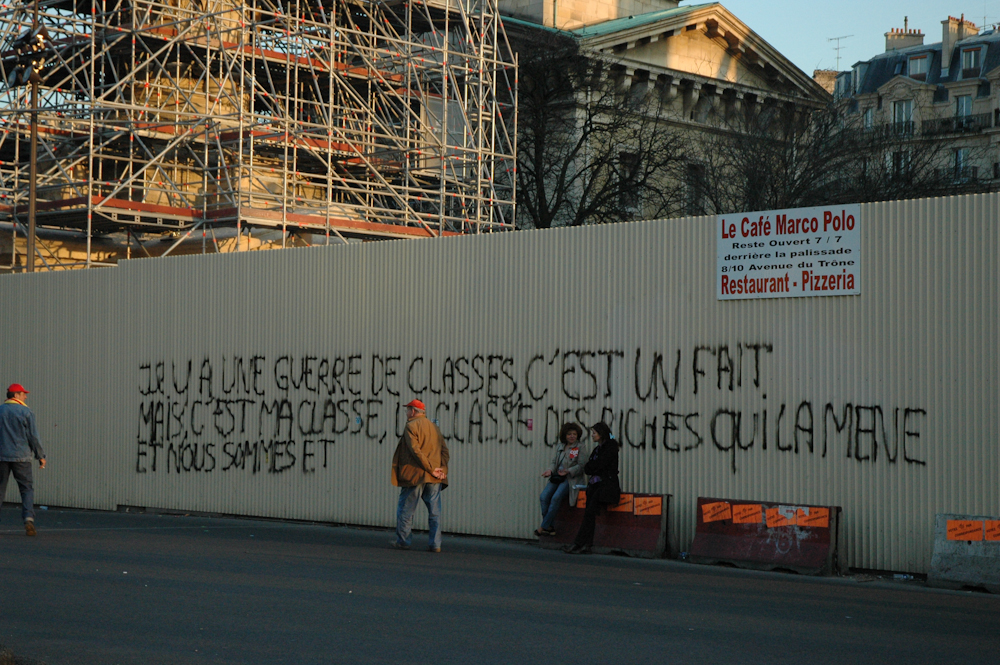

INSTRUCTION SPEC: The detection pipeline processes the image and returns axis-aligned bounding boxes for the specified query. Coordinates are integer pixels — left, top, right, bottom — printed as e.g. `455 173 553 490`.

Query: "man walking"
0 383 46 536
391 399 449 552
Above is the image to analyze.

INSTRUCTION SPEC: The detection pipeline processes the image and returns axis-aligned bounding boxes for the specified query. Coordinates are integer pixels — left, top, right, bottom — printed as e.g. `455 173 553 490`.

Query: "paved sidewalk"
0 508 996 664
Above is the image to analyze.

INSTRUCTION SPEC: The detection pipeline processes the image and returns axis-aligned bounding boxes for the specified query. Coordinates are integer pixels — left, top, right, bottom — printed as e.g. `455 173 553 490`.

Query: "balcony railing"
868 121 915 137
934 166 979 182
922 113 993 135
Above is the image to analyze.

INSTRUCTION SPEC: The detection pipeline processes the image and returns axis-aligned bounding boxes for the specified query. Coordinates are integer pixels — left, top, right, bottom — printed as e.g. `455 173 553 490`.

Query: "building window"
955 95 975 130
893 99 913 135
892 150 911 177
862 108 873 128
909 56 928 79
954 148 970 179
961 49 981 75
686 164 706 216
956 95 972 117
618 152 640 212
852 63 868 94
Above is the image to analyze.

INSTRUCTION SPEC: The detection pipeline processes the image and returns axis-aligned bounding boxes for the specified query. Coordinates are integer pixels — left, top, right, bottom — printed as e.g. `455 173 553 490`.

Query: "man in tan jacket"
391 399 449 552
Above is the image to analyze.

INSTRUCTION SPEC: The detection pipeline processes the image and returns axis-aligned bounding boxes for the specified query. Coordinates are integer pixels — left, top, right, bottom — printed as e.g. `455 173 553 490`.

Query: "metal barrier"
537 491 671 558
688 497 842 575
928 513 1000 593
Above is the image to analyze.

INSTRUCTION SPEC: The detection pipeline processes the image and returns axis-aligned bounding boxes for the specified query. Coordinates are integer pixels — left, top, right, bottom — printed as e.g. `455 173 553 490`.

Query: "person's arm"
584 444 612 477
406 422 435 473
583 446 602 476
433 431 450 479
26 411 45 463
607 443 619 476
544 447 560 476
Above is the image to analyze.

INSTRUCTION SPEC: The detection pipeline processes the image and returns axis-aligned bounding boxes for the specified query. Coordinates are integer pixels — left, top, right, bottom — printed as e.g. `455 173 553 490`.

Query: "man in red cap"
0 383 46 536
390 399 449 552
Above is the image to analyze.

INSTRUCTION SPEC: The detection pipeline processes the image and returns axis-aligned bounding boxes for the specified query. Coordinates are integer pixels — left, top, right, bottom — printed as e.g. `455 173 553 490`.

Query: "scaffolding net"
0 0 517 268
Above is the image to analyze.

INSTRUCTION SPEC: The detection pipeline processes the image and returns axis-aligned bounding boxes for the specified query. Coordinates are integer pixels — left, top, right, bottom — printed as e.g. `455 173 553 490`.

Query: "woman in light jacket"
564 422 621 554
534 422 587 537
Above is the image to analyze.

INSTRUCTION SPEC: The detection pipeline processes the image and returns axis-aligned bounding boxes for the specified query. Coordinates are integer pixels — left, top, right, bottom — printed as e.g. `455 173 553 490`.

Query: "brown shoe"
25 521 37 536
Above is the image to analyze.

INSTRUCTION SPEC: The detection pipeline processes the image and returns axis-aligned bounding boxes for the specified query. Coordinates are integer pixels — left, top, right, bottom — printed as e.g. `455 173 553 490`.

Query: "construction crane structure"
0 0 517 270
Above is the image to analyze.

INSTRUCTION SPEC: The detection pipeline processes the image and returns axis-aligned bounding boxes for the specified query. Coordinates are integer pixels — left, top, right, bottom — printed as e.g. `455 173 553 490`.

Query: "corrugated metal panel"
2 192 997 573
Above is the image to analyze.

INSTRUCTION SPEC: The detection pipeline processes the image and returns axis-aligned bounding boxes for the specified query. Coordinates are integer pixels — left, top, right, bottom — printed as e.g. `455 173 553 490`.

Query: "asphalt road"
1 508 996 665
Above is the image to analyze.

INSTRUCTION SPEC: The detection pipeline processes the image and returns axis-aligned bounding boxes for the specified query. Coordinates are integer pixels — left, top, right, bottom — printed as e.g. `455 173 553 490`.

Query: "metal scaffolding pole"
0 0 517 270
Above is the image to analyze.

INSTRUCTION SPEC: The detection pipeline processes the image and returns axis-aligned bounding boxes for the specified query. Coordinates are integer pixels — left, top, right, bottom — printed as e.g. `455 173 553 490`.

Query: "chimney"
813 69 837 94
885 17 924 52
941 15 978 75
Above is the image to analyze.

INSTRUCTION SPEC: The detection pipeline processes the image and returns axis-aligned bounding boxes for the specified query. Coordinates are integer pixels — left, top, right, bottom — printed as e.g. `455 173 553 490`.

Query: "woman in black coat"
564 422 621 554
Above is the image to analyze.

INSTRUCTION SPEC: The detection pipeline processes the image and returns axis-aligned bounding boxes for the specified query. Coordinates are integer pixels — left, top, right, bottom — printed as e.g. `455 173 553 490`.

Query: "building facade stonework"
499 0 679 30
502 1 831 224
836 15 1000 185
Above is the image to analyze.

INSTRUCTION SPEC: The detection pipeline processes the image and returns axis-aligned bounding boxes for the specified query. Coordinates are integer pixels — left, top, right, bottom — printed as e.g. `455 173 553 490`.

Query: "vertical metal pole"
27 0 39 272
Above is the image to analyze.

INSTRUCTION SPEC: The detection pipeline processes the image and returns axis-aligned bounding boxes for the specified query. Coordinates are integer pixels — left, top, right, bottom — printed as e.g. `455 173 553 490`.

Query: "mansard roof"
853 28 1000 95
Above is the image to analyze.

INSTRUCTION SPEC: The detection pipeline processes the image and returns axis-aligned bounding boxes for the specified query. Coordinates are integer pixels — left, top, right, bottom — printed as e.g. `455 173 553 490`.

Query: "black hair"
6 391 14 399
590 421 620 447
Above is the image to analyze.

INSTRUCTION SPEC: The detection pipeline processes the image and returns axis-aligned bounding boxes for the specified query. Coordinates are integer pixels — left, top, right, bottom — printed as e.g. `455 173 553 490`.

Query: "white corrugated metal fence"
2 193 997 573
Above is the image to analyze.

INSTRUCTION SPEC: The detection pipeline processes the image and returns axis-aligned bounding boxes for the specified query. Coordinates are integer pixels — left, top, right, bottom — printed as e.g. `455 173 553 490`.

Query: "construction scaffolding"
0 0 517 270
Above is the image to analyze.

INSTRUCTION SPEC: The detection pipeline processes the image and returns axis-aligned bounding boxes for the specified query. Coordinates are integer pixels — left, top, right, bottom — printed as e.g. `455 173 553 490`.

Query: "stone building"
835 15 1000 184
498 0 832 224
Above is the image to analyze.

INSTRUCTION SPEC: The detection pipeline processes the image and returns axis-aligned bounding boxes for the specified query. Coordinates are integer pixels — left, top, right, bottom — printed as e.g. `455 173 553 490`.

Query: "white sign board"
717 204 861 300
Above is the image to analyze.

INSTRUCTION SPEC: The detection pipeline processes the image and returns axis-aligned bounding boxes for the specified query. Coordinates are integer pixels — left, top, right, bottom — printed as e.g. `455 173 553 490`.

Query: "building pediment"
876 76 936 97
572 4 830 103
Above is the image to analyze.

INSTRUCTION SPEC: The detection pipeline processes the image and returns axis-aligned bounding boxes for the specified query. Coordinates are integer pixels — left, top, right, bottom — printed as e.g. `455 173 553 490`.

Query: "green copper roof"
501 16 570 35
572 3 715 38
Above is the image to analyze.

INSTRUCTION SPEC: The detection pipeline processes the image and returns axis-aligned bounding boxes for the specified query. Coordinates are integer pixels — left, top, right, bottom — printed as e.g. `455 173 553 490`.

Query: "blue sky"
704 0 999 73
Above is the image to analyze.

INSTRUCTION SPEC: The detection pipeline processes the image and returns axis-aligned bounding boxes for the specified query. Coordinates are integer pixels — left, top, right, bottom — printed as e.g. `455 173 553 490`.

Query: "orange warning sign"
946 520 983 541
702 501 732 523
576 491 587 509
609 494 635 512
766 507 795 527
633 496 662 516
797 508 830 528
985 521 1000 541
732 504 763 524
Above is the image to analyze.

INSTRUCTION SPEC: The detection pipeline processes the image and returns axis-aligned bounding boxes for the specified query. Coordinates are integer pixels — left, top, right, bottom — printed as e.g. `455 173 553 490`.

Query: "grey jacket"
547 441 588 507
0 400 45 462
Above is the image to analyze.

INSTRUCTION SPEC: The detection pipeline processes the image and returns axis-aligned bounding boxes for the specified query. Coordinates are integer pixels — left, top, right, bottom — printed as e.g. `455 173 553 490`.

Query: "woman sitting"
564 422 620 554
535 422 587 537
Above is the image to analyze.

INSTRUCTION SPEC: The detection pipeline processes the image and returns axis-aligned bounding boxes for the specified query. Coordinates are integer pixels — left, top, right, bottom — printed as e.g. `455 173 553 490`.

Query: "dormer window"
961 48 981 77
893 62 903 75
909 55 928 80
852 63 868 94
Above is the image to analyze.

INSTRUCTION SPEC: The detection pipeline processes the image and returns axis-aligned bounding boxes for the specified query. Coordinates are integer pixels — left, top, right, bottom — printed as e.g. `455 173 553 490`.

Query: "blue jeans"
539 480 569 530
0 461 35 523
396 483 442 549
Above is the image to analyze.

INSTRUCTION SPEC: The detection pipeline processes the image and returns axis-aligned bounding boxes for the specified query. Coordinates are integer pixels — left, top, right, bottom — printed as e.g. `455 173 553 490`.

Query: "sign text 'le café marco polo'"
717 204 861 300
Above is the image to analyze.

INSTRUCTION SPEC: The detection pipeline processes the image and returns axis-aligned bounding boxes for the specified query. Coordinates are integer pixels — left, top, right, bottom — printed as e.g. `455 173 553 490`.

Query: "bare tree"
697 100 995 214
512 32 689 229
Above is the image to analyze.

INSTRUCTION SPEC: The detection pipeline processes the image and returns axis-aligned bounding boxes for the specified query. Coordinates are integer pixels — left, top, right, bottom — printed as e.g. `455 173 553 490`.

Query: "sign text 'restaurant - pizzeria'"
717 204 861 300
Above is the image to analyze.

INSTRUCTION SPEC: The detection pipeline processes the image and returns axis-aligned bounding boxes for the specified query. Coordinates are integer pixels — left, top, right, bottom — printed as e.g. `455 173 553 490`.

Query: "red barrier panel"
537 491 671 558
688 497 842 575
